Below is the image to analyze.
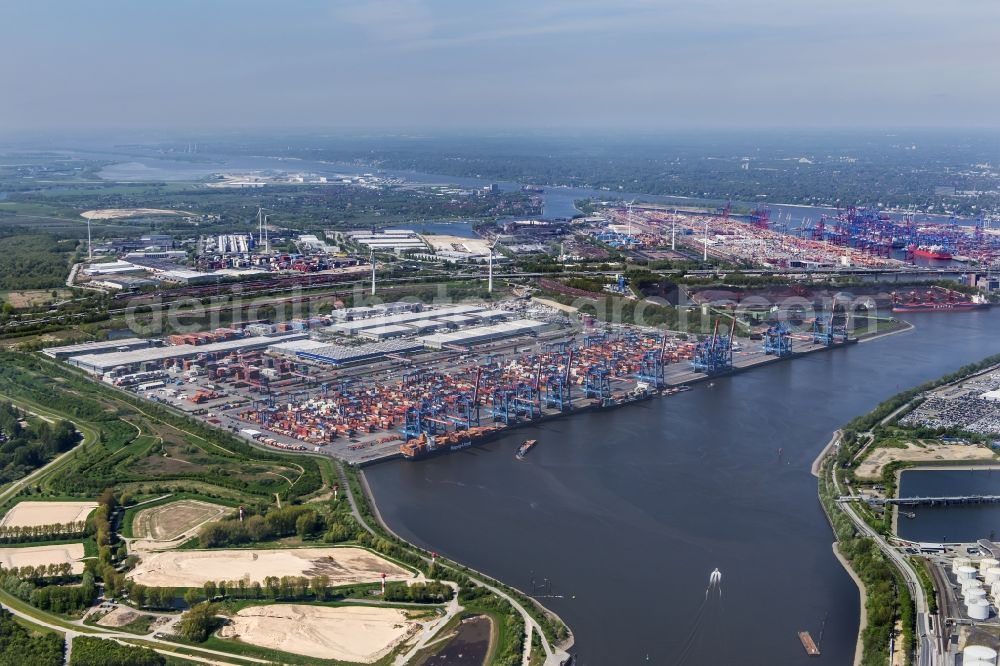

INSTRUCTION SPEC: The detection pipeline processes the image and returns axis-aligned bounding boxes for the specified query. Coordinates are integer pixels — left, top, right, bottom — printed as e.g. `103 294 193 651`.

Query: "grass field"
0 351 323 502
132 499 231 542
0 289 73 309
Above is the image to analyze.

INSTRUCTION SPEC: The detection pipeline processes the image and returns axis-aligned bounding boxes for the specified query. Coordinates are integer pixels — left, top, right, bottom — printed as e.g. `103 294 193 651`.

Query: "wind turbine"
86 213 93 261
488 238 500 293
671 207 677 251
256 207 264 248
703 216 710 262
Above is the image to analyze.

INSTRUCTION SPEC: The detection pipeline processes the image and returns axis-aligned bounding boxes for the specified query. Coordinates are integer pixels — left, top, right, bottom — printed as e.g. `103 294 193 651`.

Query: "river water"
898 469 1000 544
365 309 1000 665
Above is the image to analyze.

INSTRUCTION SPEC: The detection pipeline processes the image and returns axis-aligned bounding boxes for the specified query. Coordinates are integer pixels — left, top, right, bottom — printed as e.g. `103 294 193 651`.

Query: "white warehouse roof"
328 305 486 335
68 332 309 373
419 319 549 349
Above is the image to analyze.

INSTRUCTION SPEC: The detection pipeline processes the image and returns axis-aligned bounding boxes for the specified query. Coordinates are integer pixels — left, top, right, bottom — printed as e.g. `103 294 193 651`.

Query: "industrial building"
88 276 157 291
326 305 488 336
418 319 550 349
83 260 145 276
358 324 417 341
67 333 308 374
291 339 424 366
267 339 331 357
347 229 426 252
204 234 254 255
124 250 188 261
329 302 422 321
43 338 152 359
145 268 222 285
435 314 481 327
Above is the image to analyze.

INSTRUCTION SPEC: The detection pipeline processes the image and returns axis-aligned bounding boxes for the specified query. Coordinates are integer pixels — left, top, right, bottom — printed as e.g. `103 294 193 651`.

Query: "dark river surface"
365 309 1000 665
898 469 1000 544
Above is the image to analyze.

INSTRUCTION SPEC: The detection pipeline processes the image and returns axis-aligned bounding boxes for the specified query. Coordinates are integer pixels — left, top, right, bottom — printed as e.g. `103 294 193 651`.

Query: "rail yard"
45 295 858 467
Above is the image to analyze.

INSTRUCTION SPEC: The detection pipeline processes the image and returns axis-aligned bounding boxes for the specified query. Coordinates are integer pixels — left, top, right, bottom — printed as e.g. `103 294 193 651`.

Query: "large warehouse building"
418 320 550 349
67 333 309 374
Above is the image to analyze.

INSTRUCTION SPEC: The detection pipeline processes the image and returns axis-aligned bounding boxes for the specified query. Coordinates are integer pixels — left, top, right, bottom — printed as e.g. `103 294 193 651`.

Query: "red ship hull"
912 248 952 260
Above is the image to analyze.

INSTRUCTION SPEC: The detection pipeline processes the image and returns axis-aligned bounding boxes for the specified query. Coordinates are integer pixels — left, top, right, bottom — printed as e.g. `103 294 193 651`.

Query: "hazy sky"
2 0 998 132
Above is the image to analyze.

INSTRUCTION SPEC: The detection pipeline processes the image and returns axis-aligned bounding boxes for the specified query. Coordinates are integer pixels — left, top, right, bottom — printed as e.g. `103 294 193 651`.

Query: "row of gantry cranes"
397 316 852 443
238 315 854 449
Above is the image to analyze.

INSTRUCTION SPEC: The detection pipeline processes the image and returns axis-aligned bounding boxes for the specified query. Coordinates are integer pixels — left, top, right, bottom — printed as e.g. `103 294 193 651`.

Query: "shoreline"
832 542 866 666
811 429 841 478
898 463 1000 473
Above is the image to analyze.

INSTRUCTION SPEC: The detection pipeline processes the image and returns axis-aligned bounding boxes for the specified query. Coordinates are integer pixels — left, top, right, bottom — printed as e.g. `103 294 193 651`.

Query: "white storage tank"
964 579 984 591
964 644 998 663
987 567 1000 586
965 661 995 666
981 558 1000 575
959 565 978 581
963 585 984 600
968 599 991 621
954 557 972 573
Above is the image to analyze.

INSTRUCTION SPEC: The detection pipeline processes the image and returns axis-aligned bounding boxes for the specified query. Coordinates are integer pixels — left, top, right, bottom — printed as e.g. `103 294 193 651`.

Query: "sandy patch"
127 547 410 588
421 234 490 255
857 441 996 479
218 604 422 662
81 208 191 220
96 606 142 628
132 500 231 542
0 543 85 574
0 501 97 529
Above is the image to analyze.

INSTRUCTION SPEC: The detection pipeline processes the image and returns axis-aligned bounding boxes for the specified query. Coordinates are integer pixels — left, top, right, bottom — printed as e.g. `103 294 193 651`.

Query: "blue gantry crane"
584 364 612 399
543 348 574 411
635 345 666 389
762 323 793 357
691 320 735 374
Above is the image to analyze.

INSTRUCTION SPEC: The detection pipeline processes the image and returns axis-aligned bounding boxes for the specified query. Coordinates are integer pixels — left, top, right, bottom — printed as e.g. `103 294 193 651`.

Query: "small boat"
515 439 537 460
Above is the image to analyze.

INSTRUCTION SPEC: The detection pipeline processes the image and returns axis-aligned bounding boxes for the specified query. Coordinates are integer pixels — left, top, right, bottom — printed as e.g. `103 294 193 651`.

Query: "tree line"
0 401 80 484
70 636 163 666
0 521 88 544
0 608 63 666
198 503 355 548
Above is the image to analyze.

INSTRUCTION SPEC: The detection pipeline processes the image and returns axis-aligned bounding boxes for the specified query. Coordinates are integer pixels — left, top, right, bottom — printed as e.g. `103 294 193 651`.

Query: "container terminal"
45 299 857 466
599 203 1000 269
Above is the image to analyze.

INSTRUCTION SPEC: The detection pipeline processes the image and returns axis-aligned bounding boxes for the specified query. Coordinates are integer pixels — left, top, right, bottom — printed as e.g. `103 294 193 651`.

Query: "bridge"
841 495 1000 507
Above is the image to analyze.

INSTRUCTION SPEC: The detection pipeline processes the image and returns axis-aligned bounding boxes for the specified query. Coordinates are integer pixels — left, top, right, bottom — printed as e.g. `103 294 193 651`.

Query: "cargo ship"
515 439 537 460
400 426 501 460
910 244 953 260
891 290 989 313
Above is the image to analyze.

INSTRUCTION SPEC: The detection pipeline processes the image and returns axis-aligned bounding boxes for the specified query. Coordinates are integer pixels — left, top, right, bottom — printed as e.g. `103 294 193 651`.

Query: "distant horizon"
3 126 1000 145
